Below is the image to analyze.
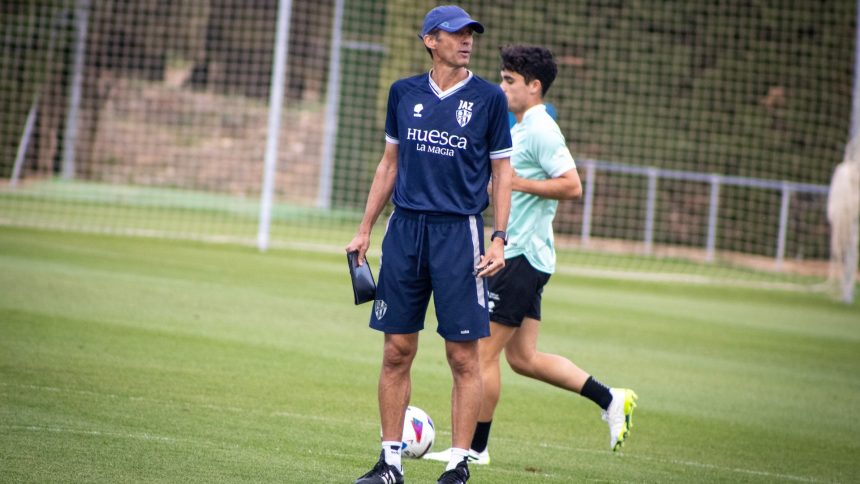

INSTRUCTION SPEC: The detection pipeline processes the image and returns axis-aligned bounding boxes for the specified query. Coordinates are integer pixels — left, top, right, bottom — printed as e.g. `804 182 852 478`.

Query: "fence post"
643 168 658 254
257 0 293 252
61 0 89 180
705 174 721 262
316 0 345 210
11 99 39 188
581 161 595 248
851 0 860 138
775 182 791 270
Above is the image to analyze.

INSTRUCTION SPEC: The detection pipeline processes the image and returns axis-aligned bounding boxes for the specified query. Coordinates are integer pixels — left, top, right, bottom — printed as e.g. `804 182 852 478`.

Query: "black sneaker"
436 458 469 484
355 451 404 484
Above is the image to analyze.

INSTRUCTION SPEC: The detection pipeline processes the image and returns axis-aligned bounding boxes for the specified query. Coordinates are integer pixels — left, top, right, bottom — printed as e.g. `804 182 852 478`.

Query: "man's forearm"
491 158 513 231
358 166 396 234
512 171 582 200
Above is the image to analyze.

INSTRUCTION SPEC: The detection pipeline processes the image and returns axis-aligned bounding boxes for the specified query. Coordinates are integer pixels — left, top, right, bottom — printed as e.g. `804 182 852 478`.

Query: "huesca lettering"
407 128 466 158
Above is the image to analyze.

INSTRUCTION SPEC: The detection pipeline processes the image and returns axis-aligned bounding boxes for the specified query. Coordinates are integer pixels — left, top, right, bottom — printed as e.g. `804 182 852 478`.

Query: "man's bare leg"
478 322 518 421
504 317 589 391
378 332 419 471
444 339 481 469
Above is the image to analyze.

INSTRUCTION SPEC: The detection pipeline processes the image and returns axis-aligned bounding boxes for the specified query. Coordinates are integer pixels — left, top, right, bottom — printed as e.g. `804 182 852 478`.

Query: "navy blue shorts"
370 207 490 341
487 255 551 327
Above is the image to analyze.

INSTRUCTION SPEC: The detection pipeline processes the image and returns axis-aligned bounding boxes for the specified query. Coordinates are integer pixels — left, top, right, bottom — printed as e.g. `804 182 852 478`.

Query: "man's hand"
475 238 505 277
345 232 371 266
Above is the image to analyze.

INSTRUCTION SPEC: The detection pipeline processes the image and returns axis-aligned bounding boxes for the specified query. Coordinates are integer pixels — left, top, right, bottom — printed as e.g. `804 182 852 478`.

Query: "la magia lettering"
416 143 455 156
407 128 467 157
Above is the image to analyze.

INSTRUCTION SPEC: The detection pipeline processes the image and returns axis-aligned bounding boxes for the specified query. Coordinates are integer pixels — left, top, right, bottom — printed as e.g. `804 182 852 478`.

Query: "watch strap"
490 230 508 245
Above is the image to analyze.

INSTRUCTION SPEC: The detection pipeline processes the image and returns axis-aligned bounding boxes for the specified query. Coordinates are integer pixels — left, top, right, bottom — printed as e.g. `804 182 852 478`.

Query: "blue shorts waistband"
394 207 480 224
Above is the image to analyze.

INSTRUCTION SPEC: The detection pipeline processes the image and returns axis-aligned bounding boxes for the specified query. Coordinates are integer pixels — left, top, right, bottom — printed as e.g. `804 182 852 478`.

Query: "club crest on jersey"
374 299 388 320
456 100 474 127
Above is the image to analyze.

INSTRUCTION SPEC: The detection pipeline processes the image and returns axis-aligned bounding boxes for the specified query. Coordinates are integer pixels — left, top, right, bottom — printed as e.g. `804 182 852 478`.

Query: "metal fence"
580 159 829 270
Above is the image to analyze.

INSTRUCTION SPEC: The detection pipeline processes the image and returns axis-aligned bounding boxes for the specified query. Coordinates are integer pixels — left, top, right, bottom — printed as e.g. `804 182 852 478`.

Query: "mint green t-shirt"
505 104 576 274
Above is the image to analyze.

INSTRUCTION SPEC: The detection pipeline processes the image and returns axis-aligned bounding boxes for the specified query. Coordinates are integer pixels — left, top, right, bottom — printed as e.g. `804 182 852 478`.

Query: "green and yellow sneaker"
602 388 638 451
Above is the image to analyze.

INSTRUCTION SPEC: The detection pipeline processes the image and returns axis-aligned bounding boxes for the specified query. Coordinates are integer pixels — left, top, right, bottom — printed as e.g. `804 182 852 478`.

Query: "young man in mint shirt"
425 45 638 467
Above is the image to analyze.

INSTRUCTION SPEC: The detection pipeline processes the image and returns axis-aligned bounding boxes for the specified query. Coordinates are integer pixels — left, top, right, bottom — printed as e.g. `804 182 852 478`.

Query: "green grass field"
1 226 859 483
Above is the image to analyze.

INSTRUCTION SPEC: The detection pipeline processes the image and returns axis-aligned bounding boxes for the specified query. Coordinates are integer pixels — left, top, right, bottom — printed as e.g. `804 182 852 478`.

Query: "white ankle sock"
382 441 402 472
446 447 469 471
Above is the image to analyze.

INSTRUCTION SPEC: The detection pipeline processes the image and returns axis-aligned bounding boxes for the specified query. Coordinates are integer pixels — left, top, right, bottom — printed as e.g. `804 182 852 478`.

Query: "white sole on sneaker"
422 447 490 465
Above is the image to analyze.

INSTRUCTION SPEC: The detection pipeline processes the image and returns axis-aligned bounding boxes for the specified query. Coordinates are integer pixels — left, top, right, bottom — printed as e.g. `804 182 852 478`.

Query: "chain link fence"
1 0 856 289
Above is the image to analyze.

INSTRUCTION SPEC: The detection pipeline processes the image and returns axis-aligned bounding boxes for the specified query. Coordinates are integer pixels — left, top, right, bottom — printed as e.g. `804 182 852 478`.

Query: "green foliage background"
2 1 853 182
0 1 854 260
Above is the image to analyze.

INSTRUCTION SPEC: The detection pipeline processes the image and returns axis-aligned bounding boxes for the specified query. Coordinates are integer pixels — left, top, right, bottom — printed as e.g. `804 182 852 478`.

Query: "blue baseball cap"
419 5 484 38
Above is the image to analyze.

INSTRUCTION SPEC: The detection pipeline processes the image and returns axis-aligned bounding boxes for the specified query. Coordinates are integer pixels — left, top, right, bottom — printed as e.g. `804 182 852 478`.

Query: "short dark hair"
424 29 439 59
499 45 558 97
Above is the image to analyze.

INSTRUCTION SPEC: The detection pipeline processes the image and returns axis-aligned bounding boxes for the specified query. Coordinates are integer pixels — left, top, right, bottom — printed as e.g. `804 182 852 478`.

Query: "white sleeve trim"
547 146 576 177
549 162 577 178
489 147 512 160
385 134 399 144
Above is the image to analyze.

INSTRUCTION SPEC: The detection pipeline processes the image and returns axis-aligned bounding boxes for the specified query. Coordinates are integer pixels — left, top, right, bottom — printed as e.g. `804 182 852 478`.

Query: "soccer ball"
401 406 435 458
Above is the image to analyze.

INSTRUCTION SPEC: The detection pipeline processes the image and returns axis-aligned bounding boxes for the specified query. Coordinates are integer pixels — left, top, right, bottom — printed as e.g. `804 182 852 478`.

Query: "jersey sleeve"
384 81 401 144
534 128 576 178
487 87 512 160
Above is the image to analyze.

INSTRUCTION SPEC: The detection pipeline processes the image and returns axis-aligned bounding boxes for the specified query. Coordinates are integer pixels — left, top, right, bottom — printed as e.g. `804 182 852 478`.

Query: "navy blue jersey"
385 72 512 215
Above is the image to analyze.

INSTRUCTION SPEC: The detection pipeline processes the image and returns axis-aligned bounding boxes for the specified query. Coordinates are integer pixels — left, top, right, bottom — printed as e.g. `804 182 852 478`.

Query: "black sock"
581 376 613 411
470 420 492 452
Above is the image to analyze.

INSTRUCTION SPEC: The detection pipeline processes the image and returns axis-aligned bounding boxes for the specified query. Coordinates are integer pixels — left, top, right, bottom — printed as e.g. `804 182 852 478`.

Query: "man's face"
428 27 474 68
499 69 530 114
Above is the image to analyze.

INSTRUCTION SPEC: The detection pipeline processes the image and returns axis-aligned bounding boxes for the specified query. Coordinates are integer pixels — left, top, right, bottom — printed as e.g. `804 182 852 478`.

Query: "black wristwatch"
490 230 508 245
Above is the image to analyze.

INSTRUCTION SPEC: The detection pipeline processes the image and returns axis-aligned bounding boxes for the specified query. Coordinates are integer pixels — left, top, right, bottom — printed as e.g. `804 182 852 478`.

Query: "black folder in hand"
347 251 376 305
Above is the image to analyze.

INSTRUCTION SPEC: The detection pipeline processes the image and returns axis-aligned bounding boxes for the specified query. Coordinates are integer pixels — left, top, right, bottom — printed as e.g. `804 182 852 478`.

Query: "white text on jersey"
406 128 468 149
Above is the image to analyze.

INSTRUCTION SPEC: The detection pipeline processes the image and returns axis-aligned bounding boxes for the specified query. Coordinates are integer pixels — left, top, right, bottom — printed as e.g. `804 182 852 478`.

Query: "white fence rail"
579 159 829 270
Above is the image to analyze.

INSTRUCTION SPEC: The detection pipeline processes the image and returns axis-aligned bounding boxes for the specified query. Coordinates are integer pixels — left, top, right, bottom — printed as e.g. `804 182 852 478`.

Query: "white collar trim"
428 70 474 100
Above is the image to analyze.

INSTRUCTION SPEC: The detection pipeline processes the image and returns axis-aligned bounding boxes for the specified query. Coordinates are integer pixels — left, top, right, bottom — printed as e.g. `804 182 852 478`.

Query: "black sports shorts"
486 255 551 327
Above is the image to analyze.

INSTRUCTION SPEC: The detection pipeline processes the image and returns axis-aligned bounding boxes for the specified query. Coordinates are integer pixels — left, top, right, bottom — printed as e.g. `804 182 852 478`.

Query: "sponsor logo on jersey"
456 100 474 127
413 103 423 117
406 128 467 148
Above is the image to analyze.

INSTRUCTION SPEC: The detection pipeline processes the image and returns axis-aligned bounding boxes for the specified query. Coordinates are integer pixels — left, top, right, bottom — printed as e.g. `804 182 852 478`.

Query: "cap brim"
437 19 484 34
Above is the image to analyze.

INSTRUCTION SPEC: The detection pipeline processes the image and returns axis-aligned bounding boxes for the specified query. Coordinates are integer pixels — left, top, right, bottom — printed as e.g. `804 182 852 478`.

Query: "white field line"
2 383 825 482
529 440 821 483
5 424 179 443
554 265 820 293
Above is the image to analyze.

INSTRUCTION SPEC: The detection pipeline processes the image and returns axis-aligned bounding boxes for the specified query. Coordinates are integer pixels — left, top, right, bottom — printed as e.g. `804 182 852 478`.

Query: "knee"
446 347 480 378
448 354 478 376
479 350 501 368
506 352 533 376
382 340 416 371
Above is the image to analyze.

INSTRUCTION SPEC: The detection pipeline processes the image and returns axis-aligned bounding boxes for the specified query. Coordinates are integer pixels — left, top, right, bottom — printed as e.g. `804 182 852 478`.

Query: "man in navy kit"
347 5 512 484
